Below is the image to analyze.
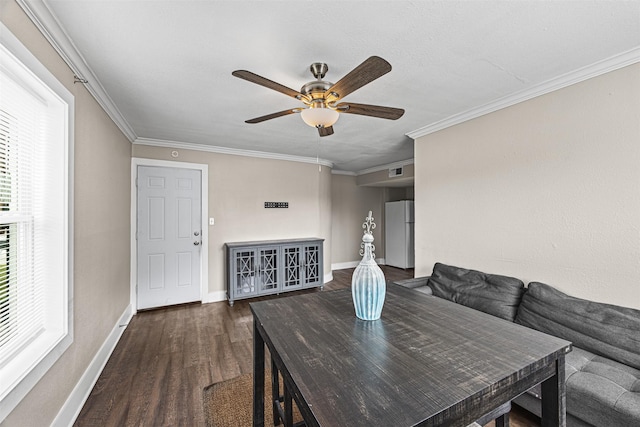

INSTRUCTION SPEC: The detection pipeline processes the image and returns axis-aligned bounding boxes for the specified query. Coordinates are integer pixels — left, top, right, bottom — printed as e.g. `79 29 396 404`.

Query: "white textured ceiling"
39 0 640 172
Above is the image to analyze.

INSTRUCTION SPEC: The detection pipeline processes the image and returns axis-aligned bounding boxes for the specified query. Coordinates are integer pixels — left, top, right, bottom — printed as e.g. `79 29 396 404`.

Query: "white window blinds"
0 25 72 422
0 70 45 364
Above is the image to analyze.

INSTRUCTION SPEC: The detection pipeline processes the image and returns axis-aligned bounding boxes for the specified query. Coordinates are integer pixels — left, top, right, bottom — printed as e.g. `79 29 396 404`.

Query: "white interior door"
136 165 202 310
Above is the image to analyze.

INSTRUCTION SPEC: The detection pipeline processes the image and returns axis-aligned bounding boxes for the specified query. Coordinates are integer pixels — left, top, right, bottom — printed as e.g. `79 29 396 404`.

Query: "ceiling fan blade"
336 102 404 120
245 108 300 124
318 126 334 137
232 70 306 100
325 56 392 101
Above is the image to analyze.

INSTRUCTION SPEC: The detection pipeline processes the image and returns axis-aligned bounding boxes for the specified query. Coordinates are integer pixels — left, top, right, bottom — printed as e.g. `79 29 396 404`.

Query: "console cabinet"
225 238 324 306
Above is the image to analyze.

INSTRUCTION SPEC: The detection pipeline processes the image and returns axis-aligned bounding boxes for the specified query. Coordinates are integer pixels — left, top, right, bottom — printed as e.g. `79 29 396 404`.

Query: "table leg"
495 413 509 427
541 355 566 427
271 358 280 426
253 318 265 427
284 383 293 427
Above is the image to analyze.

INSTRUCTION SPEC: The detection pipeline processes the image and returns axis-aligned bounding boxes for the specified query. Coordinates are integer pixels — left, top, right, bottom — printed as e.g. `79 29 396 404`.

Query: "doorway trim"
130 157 209 314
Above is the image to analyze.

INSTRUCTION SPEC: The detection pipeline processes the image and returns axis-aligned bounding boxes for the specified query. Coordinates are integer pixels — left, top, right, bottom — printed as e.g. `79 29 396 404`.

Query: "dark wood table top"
251 285 572 426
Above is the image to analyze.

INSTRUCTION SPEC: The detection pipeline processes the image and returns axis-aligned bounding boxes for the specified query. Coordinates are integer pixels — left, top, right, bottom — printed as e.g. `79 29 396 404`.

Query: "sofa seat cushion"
520 347 640 426
567 347 640 427
515 282 640 370
393 277 433 295
426 263 525 321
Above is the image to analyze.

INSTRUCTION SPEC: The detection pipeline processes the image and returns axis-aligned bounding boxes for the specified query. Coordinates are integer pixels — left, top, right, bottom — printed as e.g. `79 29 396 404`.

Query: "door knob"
194 241 200 246
194 231 200 236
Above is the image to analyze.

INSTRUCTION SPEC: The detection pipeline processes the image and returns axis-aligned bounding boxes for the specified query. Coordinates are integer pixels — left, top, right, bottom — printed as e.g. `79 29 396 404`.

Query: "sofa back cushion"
427 263 525 321
515 282 640 370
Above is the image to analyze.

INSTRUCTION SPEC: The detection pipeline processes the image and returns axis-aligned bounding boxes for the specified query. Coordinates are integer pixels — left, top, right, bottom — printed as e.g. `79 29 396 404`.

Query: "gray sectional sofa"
394 262 640 427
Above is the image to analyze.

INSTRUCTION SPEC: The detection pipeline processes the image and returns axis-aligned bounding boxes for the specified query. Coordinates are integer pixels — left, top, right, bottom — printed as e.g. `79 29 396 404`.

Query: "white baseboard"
203 290 227 304
52 304 134 427
332 261 359 270
331 258 386 271
204 272 335 304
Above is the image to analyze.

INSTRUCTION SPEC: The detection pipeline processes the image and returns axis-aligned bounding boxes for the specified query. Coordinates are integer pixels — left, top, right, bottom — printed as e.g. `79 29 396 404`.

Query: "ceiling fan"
232 56 404 137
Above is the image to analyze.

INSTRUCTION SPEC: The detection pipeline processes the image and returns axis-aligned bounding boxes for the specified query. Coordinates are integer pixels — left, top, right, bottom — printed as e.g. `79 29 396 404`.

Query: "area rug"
203 373 489 427
203 370 303 427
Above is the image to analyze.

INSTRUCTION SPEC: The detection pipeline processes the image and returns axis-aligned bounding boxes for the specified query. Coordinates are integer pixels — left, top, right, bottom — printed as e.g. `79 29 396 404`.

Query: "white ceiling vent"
389 167 404 178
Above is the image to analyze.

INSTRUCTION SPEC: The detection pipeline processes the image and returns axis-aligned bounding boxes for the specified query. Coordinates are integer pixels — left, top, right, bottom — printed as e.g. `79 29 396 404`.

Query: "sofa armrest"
392 277 433 295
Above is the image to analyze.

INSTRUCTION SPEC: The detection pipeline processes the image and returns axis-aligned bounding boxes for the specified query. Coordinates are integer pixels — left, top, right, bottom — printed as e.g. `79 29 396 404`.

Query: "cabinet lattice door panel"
258 247 279 292
225 238 324 305
233 249 257 296
283 246 302 290
303 243 322 286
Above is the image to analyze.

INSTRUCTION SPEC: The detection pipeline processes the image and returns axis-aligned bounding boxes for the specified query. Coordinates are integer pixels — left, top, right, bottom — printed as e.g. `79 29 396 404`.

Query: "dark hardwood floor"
74 267 541 427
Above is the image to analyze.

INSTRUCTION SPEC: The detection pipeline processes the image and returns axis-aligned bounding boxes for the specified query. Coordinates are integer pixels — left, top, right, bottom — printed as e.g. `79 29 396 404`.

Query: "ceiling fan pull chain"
317 134 321 172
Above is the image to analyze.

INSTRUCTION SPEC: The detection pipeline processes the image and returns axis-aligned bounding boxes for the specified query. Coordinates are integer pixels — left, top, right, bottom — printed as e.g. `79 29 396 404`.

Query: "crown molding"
357 158 414 176
331 159 414 176
407 46 640 140
16 0 137 142
332 158 414 176
134 137 334 168
331 170 357 176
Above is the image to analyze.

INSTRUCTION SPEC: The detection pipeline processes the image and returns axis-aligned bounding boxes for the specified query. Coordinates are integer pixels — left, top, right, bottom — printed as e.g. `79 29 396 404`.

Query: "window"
0 23 73 422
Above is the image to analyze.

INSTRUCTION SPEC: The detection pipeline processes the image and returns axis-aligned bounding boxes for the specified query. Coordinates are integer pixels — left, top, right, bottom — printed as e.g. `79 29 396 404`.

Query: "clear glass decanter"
351 211 386 320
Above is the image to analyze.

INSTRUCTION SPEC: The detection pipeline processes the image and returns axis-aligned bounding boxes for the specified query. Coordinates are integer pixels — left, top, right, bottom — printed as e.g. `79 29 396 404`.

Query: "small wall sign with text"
265 202 289 208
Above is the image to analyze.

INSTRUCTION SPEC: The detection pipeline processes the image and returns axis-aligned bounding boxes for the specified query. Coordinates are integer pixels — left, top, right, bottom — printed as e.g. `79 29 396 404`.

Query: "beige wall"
1 1 132 426
132 145 333 293
414 63 640 309
385 186 414 202
331 174 385 265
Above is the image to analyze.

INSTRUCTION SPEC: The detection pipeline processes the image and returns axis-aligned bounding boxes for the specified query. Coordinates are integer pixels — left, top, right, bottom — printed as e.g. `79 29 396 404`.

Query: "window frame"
0 21 74 422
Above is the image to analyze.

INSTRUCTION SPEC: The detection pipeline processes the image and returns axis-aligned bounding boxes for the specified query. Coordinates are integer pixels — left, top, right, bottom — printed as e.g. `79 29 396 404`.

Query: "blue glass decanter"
351 211 386 320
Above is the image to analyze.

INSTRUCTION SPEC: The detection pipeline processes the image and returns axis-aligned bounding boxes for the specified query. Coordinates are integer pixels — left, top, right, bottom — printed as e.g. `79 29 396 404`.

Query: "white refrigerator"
385 200 415 269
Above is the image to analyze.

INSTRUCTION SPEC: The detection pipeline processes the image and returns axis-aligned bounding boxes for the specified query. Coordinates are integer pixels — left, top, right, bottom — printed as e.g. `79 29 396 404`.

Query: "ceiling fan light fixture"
300 107 339 128
232 57 403 135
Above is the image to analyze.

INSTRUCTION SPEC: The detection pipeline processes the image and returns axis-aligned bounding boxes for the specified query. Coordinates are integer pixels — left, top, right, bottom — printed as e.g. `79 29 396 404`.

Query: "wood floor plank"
74 267 541 427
